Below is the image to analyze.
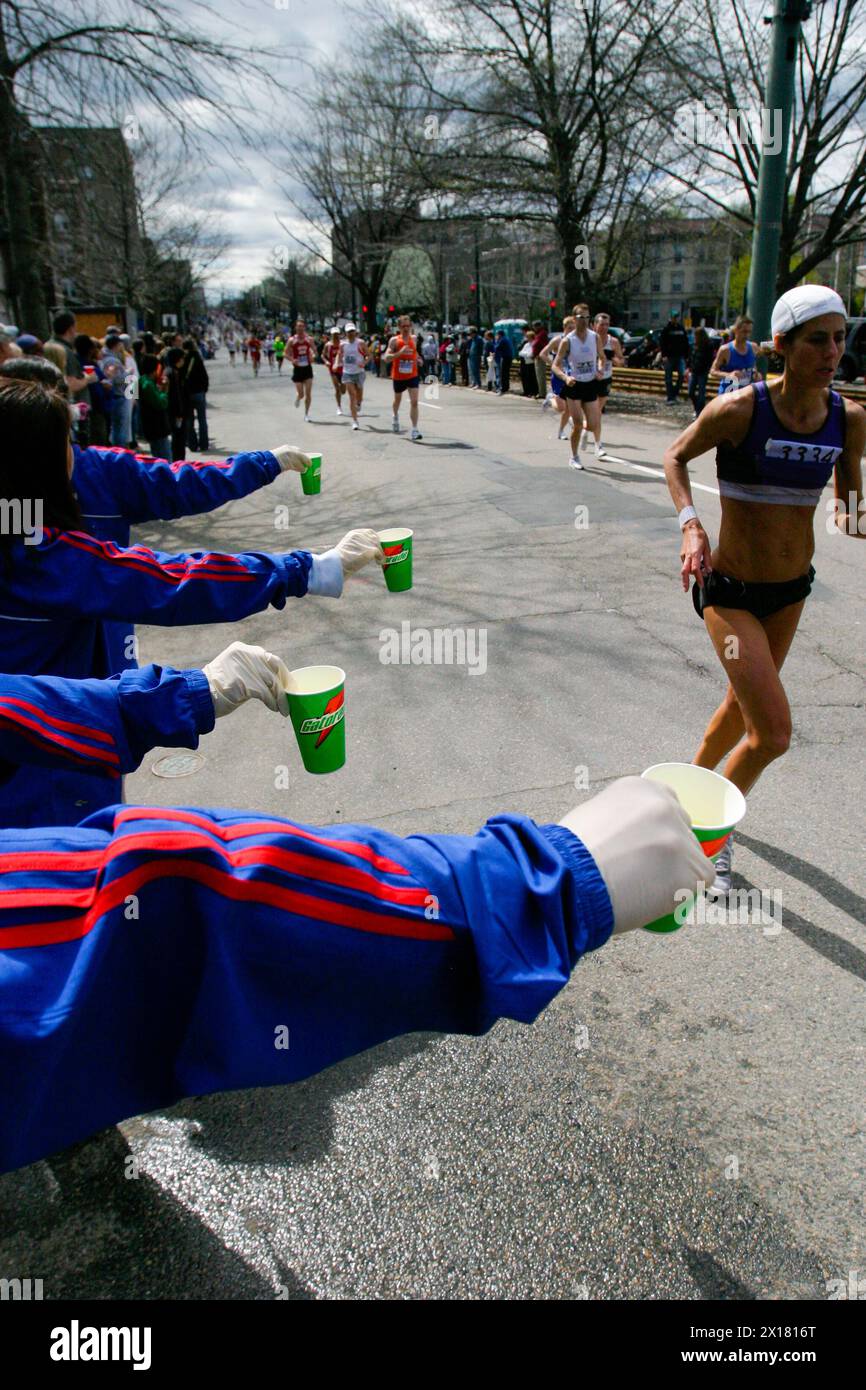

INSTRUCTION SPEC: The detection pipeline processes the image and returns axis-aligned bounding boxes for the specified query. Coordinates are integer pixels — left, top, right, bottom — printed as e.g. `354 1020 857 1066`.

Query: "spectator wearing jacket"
518 327 537 396
494 330 513 394
183 336 210 450
531 319 549 397
165 345 188 462
101 333 132 447
467 327 483 388
75 334 112 446
688 327 715 416
659 313 690 404
139 353 172 458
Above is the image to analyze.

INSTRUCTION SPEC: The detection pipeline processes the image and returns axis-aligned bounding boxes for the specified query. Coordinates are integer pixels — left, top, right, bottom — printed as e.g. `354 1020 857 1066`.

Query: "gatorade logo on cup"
382 544 408 565
299 694 344 746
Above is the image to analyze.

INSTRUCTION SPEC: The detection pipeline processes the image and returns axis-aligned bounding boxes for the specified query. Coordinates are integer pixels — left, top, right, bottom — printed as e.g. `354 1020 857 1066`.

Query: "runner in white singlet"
552 303 602 469
337 323 367 430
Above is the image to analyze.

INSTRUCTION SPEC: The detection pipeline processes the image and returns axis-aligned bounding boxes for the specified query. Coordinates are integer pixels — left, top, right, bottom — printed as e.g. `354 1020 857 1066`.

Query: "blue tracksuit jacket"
0 667 613 1173
0 663 214 785
0 807 611 1173
72 444 284 676
0 529 314 828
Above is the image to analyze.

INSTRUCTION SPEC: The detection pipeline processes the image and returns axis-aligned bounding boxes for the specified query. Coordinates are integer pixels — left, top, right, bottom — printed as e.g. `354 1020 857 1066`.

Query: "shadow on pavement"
0 1127 312 1300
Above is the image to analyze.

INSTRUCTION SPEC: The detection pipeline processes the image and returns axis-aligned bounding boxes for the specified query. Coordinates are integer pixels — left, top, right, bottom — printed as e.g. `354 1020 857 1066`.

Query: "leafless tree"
0 0 289 333
371 0 687 308
652 0 866 295
275 64 438 334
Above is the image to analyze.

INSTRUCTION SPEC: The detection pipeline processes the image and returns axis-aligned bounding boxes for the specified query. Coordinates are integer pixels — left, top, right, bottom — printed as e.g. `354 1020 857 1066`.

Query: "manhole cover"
150 751 206 779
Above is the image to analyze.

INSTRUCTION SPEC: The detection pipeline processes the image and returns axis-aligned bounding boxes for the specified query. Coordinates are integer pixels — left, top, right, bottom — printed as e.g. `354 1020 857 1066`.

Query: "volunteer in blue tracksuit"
0 657 707 1172
1 355 314 675
0 377 384 828
0 641 289 781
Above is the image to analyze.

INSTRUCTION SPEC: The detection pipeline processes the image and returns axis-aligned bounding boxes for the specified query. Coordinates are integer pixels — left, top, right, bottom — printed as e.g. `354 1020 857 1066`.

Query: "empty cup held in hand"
640 762 747 933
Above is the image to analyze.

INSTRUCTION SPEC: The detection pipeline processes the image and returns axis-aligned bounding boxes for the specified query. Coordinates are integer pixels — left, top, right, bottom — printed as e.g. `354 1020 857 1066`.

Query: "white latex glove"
331 528 386 576
202 641 292 719
559 776 708 934
272 444 310 473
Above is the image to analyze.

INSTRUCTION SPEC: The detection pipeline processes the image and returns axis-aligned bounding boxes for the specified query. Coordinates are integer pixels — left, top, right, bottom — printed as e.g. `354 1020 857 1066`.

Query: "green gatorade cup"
640 762 747 933
378 528 413 592
300 452 322 496
284 665 345 774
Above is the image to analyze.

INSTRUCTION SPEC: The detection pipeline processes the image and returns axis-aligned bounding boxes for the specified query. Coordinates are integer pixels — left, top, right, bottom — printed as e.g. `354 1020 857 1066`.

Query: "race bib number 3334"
765 439 842 465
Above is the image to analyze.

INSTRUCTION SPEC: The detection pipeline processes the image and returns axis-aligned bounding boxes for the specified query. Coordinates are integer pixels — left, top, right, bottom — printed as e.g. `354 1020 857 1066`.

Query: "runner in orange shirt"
384 314 422 440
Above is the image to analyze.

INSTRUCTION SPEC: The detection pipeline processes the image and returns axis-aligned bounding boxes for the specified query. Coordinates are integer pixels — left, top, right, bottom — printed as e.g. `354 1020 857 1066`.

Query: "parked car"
835 318 866 383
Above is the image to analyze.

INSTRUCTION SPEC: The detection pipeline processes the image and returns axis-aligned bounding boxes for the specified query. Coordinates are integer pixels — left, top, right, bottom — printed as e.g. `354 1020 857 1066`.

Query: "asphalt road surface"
2 361 864 1300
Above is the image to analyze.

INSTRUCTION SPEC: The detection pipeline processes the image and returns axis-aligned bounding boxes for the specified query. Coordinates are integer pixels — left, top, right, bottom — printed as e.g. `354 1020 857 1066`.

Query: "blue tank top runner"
717 341 759 395
716 381 845 507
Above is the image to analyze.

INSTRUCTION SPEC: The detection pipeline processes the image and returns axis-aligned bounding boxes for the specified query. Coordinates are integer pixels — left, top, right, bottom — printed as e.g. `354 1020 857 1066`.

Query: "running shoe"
336 407 343 416
569 455 584 470
351 421 359 430
596 444 608 459
541 395 553 411
706 835 734 897
304 414 311 423
557 427 568 441
411 427 423 441
392 417 400 433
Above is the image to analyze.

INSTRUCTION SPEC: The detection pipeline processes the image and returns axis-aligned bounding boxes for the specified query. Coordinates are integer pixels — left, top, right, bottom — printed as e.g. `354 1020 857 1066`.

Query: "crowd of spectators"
0 312 211 461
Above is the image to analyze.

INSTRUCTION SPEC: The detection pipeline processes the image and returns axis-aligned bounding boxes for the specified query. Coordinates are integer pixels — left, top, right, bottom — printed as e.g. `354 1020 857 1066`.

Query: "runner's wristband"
678 505 699 529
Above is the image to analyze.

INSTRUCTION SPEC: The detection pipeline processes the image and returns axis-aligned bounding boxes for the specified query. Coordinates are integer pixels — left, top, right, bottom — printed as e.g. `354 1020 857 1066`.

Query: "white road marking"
600 453 719 497
420 402 442 410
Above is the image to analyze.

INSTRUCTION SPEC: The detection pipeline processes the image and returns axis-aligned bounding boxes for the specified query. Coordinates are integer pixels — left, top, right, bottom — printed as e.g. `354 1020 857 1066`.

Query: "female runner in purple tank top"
662 286 865 893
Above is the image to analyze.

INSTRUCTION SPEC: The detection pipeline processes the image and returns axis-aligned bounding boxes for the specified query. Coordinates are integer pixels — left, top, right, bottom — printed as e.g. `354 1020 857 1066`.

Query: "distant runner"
712 315 762 395
551 304 601 469
288 318 316 422
385 315 422 441
324 327 345 415
337 322 367 431
588 312 624 460
248 333 262 377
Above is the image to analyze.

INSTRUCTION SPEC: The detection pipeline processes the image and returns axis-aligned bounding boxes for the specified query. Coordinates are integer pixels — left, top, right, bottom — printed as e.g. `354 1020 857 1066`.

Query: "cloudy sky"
150 0 353 298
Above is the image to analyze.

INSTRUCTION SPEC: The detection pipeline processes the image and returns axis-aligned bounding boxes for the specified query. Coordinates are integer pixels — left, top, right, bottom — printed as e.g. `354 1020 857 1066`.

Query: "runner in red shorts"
247 333 261 377
288 318 316 422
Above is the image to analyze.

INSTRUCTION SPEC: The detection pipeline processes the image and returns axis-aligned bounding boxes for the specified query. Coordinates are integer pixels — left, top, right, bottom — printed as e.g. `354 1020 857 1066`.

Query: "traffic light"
469 282 477 292
549 299 557 309
388 304 396 313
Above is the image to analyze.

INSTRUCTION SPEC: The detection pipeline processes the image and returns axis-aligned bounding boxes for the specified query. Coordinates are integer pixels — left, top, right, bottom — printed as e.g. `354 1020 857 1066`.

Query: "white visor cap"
771 284 847 337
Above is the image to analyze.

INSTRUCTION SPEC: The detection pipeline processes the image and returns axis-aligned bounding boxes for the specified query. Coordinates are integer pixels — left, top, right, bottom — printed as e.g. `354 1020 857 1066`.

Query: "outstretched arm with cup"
0 643 292 782
0 527 385 632
0 776 704 1172
71 442 312 531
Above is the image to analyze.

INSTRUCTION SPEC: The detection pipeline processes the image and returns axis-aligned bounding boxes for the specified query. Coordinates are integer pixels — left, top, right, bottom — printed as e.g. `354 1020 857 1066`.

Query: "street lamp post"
745 0 813 340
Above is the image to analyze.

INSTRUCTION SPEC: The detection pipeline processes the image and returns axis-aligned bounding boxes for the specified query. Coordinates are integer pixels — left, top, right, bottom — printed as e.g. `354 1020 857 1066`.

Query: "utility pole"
474 227 481 326
745 0 812 340
289 262 298 328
